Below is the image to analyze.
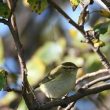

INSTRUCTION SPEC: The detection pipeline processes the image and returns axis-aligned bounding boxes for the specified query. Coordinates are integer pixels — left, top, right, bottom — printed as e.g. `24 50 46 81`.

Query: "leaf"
70 0 92 10
0 69 7 90
27 0 48 14
0 2 10 18
0 74 5 90
92 38 105 48
94 21 110 34
70 0 80 10
96 9 110 18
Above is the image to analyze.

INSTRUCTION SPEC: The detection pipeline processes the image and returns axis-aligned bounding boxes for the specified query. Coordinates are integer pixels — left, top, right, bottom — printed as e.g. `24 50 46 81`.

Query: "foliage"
27 0 48 14
0 2 10 18
96 9 110 18
0 69 7 90
70 0 92 10
94 21 110 34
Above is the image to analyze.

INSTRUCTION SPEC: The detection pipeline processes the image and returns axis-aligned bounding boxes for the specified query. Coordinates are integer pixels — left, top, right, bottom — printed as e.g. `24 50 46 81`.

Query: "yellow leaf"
92 39 105 48
70 0 80 10
97 9 110 18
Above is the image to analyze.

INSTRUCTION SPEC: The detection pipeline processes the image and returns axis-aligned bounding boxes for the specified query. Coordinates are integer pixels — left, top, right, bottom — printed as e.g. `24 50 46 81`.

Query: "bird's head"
61 62 80 73
50 62 81 76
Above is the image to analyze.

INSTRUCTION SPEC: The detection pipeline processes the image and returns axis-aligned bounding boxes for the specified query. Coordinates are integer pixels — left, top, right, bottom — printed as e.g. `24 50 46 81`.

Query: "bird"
35 62 80 99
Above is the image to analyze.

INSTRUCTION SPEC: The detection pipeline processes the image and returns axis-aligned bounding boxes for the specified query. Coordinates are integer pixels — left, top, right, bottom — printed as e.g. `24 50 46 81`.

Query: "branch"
4 87 22 94
82 75 110 89
76 69 110 90
100 0 110 10
7 0 26 80
47 0 84 35
6 0 37 110
47 0 110 70
37 83 110 110
76 69 109 84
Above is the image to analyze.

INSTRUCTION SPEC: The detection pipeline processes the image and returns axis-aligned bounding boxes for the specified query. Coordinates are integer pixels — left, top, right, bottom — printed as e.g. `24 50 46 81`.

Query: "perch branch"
37 83 110 110
76 69 109 84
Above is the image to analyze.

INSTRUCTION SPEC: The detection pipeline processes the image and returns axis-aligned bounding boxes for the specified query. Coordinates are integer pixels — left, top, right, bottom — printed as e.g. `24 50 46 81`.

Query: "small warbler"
35 62 80 98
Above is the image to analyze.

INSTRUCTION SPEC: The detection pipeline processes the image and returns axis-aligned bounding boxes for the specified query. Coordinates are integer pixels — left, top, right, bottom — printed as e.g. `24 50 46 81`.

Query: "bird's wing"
40 65 62 84
50 65 62 76
40 75 52 84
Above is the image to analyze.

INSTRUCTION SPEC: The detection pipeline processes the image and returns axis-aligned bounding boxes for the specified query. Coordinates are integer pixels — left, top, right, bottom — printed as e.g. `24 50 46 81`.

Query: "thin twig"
5 87 22 94
47 0 84 34
76 69 110 90
47 0 110 70
65 102 76 110
82 75 110 89
8 0 18 21
76 69 109 84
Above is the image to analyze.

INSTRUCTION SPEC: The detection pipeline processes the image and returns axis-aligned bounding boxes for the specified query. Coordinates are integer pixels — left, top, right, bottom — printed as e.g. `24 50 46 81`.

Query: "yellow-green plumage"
38 62 79 98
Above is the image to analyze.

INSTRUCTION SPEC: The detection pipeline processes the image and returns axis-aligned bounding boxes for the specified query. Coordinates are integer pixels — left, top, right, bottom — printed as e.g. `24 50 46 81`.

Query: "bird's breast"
40 74 75 98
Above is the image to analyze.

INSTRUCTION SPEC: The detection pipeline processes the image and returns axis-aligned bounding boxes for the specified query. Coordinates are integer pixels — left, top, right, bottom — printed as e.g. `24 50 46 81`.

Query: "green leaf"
27 0 48 14
94 21 110 34
0 69 7 90
0 2 10 18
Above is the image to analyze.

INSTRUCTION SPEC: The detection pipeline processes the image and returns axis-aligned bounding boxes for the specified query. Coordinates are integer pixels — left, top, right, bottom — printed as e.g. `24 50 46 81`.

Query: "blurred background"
0 0 110 110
